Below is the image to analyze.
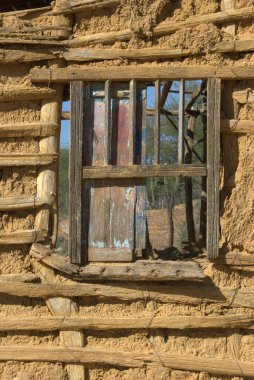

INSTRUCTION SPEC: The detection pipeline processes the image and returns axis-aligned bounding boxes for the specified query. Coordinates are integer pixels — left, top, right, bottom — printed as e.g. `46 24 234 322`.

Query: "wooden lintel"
31 66 254 83
0 153 58 166
0 314 252 331
82 165 207 179
0 346 253 377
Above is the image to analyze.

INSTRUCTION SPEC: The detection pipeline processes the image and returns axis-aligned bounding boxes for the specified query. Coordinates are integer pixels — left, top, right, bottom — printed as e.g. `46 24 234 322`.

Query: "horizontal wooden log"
63 48 188 61
0 49 58 63
0 38 63 46
0 26 70 34
0 153 58 166
83 165 207 179
0 314 252 331
0 87 56 102
65 38 254 63
221 119 254 134
30 243 78 276
50 0 119 15
0 274 39 283
215 39 254 53
1 6 52 17
0 122 58 138
31 66 254 82
0 230 45 245
0 346 253 377
68 7 254 47
78 261 205 281
154 7 254 36
0 281 253 308
0 196 51 211
216 252 254 266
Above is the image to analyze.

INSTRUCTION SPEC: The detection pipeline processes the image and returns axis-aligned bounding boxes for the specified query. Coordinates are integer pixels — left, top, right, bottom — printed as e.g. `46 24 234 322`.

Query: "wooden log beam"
0 6 52 17
63 48 188 61
0 49 59 63
82 165 207 179
31 66 254 83
0 153 58 166
0 26 70 34
0 38 63 46
154 7 254 36
0 122 58 138
0 346 253 377
0 87 56 102
0 274 39 283
0 281 254 308
221 119 254 134
0 230 45 245
64 38 254 62
0 196 51 211
0 314 252 331
77 261 205 282
50 0 119 15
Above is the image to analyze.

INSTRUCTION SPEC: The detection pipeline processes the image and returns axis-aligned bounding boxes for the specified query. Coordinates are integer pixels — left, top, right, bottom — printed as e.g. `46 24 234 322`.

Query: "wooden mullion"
207 78 221 260
69 81 84 264
104 80 111 165
178 79 185 164
154 80 160 164
129 79 136 164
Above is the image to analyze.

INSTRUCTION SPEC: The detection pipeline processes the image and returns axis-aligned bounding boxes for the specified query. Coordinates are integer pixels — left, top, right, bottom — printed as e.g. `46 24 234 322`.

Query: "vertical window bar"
154 79 160 164
104 80 111 165
207 78 221 260
178 79 185 164
129 79 136 164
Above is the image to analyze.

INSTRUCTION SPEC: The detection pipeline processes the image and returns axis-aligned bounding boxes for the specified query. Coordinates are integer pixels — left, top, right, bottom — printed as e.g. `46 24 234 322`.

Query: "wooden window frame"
69 77 221 265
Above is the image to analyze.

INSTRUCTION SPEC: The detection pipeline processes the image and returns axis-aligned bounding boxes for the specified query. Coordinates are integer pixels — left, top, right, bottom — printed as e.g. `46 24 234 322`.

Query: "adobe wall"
0 1 254 379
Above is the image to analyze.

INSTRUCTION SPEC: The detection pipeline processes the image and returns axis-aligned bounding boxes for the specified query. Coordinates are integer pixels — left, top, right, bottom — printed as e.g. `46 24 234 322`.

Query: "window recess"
69 77 221 266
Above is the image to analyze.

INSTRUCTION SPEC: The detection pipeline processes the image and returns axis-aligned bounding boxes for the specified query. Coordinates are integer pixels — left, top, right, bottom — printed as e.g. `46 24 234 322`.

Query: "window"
69 77 221 265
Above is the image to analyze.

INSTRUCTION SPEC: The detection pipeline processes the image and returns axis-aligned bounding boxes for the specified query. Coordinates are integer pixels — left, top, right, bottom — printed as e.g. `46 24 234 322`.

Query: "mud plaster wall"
0 1 254 379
